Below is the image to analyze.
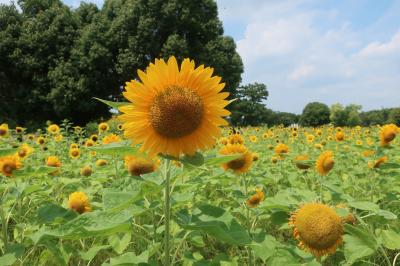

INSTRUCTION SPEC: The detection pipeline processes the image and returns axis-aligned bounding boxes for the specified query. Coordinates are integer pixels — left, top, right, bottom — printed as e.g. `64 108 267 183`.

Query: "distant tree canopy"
0 0 243 128
330 103 362 127
300 102 330 127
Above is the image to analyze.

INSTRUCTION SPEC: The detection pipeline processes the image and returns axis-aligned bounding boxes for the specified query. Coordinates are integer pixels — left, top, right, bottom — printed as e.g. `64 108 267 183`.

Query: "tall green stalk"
163 159 172 266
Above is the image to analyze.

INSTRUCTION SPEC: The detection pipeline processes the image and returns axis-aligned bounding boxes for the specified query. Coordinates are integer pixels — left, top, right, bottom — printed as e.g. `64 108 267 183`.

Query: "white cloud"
358 31 400 57
289 64 315 80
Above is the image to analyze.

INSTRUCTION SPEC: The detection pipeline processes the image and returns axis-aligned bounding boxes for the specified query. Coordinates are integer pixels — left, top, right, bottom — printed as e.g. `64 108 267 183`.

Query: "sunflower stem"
163 159 172 266
242 175 253 266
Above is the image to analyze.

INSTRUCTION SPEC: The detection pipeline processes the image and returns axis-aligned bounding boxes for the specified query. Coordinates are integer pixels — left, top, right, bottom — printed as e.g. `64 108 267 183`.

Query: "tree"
300 102 330 127
345 104 362 126
230 83 269 126
387 108 400 126
274 112 299 127
0 0 243 127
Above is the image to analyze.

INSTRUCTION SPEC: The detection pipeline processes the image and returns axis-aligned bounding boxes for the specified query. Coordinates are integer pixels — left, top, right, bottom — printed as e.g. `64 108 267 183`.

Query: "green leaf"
79 245 110 261
0 148 17 157
348 201 380 212
176 204 251 246
37 203 78 224
251 235 278 262
13 166 58 177
108 233 131 254
89 141 139 157
204 154 241 166
380 229 400 250
181 152 204 166
0 253 17 266
343 224 378 264
93 97 129 110
102 251 148 266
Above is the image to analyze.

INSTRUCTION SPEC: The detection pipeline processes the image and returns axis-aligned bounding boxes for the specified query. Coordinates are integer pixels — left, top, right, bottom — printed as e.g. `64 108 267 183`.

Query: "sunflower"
219 137 228 145
47 124 60 134
252 153 259 161
96 159 107 167
90 134 99 142
306 134 315 143
335 132 344 141
219 144 253 174
15 126 24 134
0 155 22 176
124 155 158 176
314 143 323 149
292 131 298 137
316 130 322 136
368 156 388 169
380 124 398 146
117 124 124 131
54 134 63 142
36 136 45 145
118 56 230 157
274 143 289 155
70 143 79 149
80 166 92 176
68 192 91 214
249 135 257 143
362 150 375 157
229 133 244 145
263 132 269 139
102 133 121 144
17 143 34 159
271 156 279 164
27 134 35 141
289 203 343 258
316 150 334 176
356 140 363 145
295 155 311 170
85 139 95 147
246 188 265 208
69 148 80 159
0 123 9 137
98 122 109 132
46 156 62 167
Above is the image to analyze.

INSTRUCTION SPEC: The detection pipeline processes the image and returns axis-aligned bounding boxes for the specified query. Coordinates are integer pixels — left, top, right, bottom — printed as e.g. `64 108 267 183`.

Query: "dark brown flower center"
0 129 7 136
128 160 154 176
150 86 204 138
227 156 246 170
2 162 15 175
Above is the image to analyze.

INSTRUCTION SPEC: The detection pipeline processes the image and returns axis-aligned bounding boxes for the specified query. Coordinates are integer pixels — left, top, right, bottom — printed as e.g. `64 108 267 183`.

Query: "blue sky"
2 0 399 113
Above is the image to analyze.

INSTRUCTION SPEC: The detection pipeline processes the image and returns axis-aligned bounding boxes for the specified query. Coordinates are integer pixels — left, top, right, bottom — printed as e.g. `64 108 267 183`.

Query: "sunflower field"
1 57 400 266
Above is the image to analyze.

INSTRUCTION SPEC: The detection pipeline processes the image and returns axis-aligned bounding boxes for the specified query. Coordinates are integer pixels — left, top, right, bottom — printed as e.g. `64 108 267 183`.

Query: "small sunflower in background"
68 192 91 214
90 134 99 142
218 137 228 146
380 124 398 146
17 143 34 160
15 126 24 134
289 203 343 258
316 150 334 176
80 166 92 177
0 123 9 137
252 153 259 161
54 134 63 142
220 144 253 174
85 139 95 147
102 133 121 144
249 135 257 143
229 133 245 145
96 159 107 167
274 143 289 156
74 126 83 134
69 148 80 159
246 188 265 208
117 124 124 131
46 156 62 168
119 56 230 157
70 143 79 149
335 132 344 141
36 136 45 145
98 122 110 133
0 155 22 177
306 134 315 144
368 156 388 169
124 155 158 176
47 124 60 135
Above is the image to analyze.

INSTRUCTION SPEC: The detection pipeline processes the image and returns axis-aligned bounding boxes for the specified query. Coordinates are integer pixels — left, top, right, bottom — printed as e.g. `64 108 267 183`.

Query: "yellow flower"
26 134 35 141
0 155 22 176
80 166 92 176
314 143 323 149
289 203 343 258
295 155 311 170
335 132 344 141
229 133 244 145
124 155 157 176
70 143 79 149
46 156 62 167
356 140 363 145
68 192 91 214
271 156 279 163
274 143 289 155
219 137 228 145
90 134 99 142
47 124 60 134
219 144 253 174
102 133 121 144
118 56 230 157
362 150 375 157
117 124 124 131
15 126 24 133
316 130 322 136
249 135 257 143
36 136 45 145
316 150 334 176
292 131 298 137
69 148 80 159
380 124 398 146
306 134 315 143
16 143 34 159
246 188 265 208
98 122 109 132
85 139 95 147
54 134 63 142
263 132 269 139
368 156 388 169
96 159 107 167
0 123 9 137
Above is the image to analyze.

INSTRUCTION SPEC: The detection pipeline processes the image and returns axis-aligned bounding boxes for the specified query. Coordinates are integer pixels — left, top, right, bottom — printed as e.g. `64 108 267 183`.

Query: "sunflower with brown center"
0 124 9 137
47 124 60 135
229 133 244 145
380 124 398 146
98 122 109 133
102 134 121 144
90 134 99 142
219 144 253 174
17 143 34 159
36 136 45 145
69 148 80 159
335 132 345 141
274 143 289 156
119 57 230 157
46 156 62 167
68 192 91 214
15 127 24 134
246 188 265 208
80 166 92 176
124 155 157 176
0 155 22 177
316 151 334 176
289 203 343 258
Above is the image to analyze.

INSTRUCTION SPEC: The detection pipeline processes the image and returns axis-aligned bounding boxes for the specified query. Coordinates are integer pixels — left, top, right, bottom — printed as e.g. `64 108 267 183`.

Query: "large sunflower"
119 56 230 157
289 203 343 258
316 150 334 176
380 124 398 146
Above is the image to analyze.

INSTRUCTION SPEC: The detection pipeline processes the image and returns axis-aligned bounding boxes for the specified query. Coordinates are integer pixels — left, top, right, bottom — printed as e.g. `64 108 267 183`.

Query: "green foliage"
330 103 362 126
0 0 243 128
387 108 400 126
300 102 330 126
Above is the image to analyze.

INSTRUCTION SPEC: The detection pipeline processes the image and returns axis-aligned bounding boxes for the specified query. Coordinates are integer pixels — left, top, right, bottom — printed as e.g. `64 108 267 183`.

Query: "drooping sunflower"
124 155 158 176
47 124 60 135
380 124 398 146
246 188 265 208
0 155 22 177
294 155 311 170
102 133 121 144
289 203 343 258
16 143 34 159
95 159 108 167
368 156 388 169
46 156 62 167
316 150 334 176
219 144 253 174
80 166 92 176
118 56 230 157
68 192 91 214
0 123 9 137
